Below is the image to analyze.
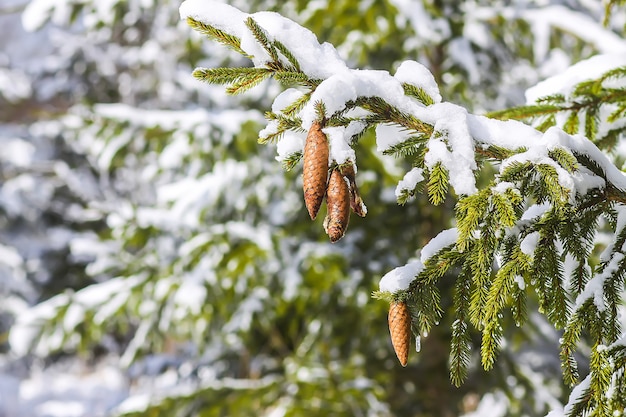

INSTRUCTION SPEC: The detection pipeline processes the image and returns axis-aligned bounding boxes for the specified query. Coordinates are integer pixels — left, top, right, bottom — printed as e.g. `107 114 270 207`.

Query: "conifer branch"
487 104 561 121
245 17 280 63
427 163 449 205
226 70 273 95
273 40 301 72
281 92 313 117
186 17 250 58
184 9 626 412
382 135 427 158
355 97 434 135
258 112 303 144
450 269 472 386
560 311 582 386
488 67 626 149
281 151 302 171
402 83 435 106
193 67 272 86
273 71 310 86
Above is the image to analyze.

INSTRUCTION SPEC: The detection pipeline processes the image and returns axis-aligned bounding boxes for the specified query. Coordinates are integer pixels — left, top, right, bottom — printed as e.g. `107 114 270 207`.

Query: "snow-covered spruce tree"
7 0 626 416
180 1 626 415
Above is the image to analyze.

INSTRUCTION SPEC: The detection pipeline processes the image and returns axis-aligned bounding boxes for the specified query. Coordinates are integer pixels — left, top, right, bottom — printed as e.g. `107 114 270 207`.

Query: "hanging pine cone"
388 301 411 367
339 163 366 217
324 168 350 242
302 120 329 220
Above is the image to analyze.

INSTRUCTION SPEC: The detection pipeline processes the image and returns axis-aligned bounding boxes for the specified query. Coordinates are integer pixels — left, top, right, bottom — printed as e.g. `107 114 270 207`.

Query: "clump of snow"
323 125 357 164
571 167 605 197
526 53 626 103
521 203 551 221
616 206 626 237
514 275 526 290
424 103 477 196
0 68 32 101
21 0 63 31
272 88 304 113
563 374 591 416
574 253 624 312
300 69 405 128
275 131 305 162
379 261 423 293
0 138 35 167
259 120 279 141
420 228 458 264
375 123 412 153
395 167 424 198
179 0 248 42
379 228 458 293
520 232 540 258
394 60 441 104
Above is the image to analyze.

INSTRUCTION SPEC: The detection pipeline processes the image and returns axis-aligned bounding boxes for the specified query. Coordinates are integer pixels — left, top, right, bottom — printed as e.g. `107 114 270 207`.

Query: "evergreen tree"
3 1 626 416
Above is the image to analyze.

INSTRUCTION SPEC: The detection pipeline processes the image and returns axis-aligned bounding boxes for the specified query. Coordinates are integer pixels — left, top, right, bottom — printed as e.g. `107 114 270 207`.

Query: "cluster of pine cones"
302 121 411 366
302 121 366 242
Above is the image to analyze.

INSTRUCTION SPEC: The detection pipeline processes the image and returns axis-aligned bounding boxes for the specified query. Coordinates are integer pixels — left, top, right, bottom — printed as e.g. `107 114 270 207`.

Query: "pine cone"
324 168 350 242
339 163 366 217
302 121 329 220
388 301 410 367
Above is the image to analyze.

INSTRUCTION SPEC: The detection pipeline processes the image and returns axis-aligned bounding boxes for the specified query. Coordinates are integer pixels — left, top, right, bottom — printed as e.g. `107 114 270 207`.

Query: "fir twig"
186 17 251 58
427 162 449 205
281 151 302 171
193 67 271 86
245 17 280 63
402 83 435 106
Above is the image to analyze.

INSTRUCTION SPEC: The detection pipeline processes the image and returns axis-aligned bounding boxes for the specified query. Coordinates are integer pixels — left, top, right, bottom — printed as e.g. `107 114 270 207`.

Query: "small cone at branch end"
388 301 410 367
302 121 329 220
324 169 350 242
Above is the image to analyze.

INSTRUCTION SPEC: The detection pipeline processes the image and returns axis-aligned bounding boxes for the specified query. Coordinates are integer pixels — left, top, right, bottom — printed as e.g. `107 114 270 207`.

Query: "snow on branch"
180 0 626 204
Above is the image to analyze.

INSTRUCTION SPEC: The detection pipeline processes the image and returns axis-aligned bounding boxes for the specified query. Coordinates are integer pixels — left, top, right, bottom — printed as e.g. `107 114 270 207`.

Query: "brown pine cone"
324 168 350 242
339 163 366 217
388 301 411 367
302 121 329 220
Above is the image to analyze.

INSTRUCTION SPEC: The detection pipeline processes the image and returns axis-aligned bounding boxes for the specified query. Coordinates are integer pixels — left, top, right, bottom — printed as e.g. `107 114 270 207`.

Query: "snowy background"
1 0 625 416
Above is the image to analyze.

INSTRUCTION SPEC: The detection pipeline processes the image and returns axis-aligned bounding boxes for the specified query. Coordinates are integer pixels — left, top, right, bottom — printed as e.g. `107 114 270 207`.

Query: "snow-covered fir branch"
180 1 626 415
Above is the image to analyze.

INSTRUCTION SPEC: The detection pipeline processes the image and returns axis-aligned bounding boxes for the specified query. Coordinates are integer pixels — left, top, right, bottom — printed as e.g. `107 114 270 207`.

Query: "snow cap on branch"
395 168 425 198
526 53 626 104
179 0 348 78
379 261 423 293
424 103 477 195
300 69 406 127
379 228 457 294
394 60 442 104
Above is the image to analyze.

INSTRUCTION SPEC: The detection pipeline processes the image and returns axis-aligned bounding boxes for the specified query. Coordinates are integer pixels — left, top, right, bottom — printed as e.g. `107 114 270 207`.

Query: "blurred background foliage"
0 0 623 416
